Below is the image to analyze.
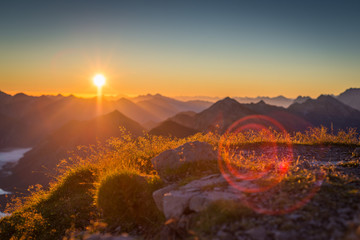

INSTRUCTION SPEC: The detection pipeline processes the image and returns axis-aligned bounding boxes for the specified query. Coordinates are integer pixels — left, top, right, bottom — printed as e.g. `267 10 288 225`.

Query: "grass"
0 126 359 239
96 170 164 234
0 165 98 240
338 160 360 168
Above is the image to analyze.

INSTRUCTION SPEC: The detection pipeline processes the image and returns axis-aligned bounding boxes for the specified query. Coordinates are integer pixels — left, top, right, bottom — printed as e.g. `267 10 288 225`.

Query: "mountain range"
1 110 144 190
168 94 360 134
0 91 212 148
175 88 360 109
0 88 359 194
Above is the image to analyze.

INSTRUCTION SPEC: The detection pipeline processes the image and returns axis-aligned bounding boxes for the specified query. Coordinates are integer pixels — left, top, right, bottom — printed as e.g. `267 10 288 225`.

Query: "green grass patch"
96 170 164 234
0 165 98 240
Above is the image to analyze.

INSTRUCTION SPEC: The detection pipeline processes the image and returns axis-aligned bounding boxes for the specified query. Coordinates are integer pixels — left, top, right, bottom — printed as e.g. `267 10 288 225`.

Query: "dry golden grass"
0 126 359 239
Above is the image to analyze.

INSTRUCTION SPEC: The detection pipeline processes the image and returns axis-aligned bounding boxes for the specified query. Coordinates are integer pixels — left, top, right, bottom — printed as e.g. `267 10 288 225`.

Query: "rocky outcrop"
151 141 217 180
160 174 240 219
152 184 178 212
152 143 360 240
152 173 242 219
150 141 242 219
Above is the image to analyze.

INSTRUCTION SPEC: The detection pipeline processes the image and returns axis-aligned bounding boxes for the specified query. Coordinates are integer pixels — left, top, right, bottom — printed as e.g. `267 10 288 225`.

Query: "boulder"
154 174 243 219
151 141 217 180
163 190 197 219
152 184 178 212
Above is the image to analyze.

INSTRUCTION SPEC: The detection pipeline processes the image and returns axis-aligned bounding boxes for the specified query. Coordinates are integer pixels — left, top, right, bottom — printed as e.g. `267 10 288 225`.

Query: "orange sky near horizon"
1 45 358 99
1 41 358 99
1 63 357 99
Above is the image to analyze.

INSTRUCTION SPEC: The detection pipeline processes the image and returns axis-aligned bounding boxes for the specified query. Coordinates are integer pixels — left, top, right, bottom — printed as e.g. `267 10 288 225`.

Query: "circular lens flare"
217 115 326 215
93 74 106 87
218 115 293 193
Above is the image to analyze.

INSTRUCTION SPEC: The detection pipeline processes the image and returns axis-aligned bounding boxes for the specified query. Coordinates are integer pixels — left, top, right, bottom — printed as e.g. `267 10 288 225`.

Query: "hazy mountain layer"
337 88 360 111
0 92 211 148
0 110 145 191
167 94 360 135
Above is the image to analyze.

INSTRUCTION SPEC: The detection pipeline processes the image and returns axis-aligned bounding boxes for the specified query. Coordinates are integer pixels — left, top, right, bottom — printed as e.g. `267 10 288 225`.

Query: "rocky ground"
71 142 360 240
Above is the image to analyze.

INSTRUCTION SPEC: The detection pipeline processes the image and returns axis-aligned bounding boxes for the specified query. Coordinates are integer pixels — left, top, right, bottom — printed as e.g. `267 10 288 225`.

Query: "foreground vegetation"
0 126 359 239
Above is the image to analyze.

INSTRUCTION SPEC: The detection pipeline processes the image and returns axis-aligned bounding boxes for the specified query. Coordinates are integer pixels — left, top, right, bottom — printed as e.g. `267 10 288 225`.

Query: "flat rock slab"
157 174 244 219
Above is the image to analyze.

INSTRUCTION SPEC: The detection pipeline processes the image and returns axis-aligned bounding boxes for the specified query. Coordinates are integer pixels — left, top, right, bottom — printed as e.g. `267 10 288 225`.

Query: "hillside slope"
0 110 145 191
288 95 360 130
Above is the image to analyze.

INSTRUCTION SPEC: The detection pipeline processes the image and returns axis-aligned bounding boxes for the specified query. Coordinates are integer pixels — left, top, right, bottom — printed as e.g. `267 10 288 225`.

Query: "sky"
0 0 359 98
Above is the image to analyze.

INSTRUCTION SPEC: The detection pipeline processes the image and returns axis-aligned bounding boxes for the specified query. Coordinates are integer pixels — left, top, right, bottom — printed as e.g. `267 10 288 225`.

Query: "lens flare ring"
218 115 325 215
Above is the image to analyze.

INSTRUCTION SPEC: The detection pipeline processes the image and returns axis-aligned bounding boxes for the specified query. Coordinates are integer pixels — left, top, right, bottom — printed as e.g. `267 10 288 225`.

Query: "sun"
93 74 106 87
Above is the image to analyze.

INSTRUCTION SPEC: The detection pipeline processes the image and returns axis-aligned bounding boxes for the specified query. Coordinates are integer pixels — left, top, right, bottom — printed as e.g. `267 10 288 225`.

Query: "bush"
96 170 164 233
0 165 98 240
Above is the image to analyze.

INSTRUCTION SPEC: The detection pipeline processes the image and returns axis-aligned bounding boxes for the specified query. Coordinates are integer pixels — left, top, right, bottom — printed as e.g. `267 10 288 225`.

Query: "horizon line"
1 89 355 101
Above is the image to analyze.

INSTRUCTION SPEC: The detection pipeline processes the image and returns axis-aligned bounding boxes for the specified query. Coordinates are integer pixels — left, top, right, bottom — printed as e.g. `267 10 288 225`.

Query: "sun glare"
93 74 106 87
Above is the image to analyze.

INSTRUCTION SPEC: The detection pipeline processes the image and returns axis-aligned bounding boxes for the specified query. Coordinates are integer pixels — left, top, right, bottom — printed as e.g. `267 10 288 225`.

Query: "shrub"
96 170 164 233
0 165 98 240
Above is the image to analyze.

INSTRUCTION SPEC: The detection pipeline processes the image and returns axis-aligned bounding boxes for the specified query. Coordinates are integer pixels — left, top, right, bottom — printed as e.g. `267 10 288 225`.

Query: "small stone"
114 226 122 233
216 230 233 240
246 226 267 240
84 234 101 240
326 218 338 230
274 231 296 240
288 214 302 221
356 225 360 237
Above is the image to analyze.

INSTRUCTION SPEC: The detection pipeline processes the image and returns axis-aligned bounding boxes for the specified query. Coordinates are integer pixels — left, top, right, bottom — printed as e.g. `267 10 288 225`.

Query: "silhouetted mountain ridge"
337 88 360 111
288 95 360 130
149 120 198 138
0 91 211 148
0 110 145 191
161 94 360 135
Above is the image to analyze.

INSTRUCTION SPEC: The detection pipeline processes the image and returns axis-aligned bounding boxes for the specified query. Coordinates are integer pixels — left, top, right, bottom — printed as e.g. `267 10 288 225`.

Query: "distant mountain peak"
343 87 360 92
339 88 360 96
103 109 126 118
208 97 241 110
293 96 311 104
117 97 134 103
0 90 11 97
337 88 360 111
317 94 338 102
220 97 238 104
14 92 28 97
274 95 287 100
295 95 310 100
